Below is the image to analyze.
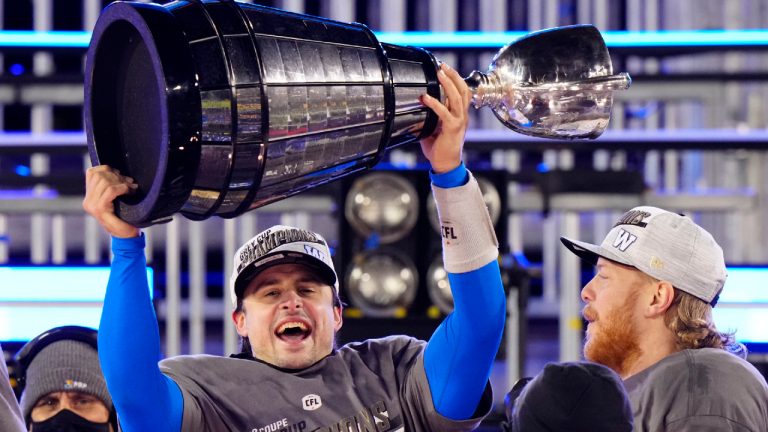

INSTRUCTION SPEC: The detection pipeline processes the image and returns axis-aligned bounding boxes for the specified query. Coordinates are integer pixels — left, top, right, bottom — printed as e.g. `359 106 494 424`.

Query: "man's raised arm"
84 166 183 432
419 64 506 419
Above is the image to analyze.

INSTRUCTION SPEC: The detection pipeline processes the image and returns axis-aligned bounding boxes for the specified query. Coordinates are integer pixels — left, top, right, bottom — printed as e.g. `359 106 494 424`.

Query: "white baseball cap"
230 225 339 308
560 206 727 306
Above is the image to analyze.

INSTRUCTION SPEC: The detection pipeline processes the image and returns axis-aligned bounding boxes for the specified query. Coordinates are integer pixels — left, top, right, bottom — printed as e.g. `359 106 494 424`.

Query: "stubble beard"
583 296 642 377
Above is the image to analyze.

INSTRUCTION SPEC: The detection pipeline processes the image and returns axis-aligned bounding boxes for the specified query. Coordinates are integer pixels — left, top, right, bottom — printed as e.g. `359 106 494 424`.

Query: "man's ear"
333 306 343 332
646 280 675 317
232 309 248 337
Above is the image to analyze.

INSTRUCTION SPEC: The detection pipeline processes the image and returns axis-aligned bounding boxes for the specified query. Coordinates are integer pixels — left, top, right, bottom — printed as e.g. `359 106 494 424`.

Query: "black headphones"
12 325 99 396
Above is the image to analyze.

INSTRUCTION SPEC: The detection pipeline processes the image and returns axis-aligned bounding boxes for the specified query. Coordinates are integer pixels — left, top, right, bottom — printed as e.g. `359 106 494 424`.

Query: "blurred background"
1 0 768 427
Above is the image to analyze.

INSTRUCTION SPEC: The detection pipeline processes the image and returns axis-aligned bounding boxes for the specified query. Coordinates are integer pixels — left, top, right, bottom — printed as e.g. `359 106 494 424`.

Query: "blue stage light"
3 29 768 50
713 266 768 350
0 30 91 48
0 266 154 341
9 63 24 76
718 267 768 303
374 29 768 49
14 165 31 176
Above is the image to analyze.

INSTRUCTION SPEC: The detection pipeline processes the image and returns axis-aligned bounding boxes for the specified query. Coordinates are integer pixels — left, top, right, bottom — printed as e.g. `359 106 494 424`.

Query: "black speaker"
337 169 433 319
336 168 510 321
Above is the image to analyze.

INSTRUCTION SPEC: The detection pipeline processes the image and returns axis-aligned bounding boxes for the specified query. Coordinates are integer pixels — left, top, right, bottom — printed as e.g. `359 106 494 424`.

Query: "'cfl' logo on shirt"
302 394 322 411
612 228 638 252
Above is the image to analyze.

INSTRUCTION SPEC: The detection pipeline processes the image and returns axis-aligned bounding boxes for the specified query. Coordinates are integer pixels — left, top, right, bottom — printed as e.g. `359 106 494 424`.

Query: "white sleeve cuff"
431 171 499 273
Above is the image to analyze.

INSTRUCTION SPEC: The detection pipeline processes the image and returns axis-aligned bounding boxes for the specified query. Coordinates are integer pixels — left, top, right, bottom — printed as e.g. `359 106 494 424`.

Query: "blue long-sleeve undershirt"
99 234 183 432
99 163 505 430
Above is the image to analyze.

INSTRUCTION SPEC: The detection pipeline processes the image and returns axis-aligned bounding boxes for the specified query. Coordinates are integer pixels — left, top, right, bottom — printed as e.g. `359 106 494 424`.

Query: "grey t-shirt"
160 335 492 432
624 348 768 432
0 346 25 432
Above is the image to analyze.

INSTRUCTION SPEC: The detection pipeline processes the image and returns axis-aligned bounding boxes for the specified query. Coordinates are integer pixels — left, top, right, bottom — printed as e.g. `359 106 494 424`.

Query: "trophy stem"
465 70 503 110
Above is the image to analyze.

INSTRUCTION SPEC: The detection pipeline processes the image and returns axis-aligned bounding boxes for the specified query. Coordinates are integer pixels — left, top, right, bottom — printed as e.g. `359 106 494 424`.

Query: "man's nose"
280 290 303 309
58 398 73 411
581 277 596 302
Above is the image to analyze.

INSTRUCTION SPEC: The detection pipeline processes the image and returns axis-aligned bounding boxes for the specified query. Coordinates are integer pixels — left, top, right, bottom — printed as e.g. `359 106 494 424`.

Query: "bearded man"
561 206 768 432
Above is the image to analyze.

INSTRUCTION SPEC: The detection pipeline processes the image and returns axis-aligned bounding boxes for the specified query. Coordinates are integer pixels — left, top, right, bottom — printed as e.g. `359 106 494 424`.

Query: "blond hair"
664 288 734 350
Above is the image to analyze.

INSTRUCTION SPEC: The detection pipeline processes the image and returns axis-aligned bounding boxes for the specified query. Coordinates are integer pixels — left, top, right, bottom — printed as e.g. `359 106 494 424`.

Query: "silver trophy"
84 1 630 227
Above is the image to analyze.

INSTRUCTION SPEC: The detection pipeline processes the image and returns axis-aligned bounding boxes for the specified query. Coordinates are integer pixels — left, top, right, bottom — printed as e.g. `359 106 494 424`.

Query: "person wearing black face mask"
28 391 112 432
14 326 117 432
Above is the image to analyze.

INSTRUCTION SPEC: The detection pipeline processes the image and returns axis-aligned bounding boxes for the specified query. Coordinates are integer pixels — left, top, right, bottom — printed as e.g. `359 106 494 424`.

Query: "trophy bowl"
466 24 631 139
84 1 630 227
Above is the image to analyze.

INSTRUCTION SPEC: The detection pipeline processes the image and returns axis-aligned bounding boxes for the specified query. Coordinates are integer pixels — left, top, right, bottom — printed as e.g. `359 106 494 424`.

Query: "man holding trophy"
82 1 633 430
84 63 506 432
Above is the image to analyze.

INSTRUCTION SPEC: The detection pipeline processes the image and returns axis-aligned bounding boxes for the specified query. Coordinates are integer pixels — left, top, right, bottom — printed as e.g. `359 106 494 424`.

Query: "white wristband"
431 171 499 273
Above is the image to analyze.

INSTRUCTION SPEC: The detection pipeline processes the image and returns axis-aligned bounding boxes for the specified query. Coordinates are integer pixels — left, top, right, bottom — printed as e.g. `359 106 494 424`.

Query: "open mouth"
276 321 312 343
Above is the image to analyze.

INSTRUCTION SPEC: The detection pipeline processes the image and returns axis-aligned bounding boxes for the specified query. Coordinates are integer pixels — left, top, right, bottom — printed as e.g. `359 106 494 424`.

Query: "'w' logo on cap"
612 228 637 252
304 245 325 261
